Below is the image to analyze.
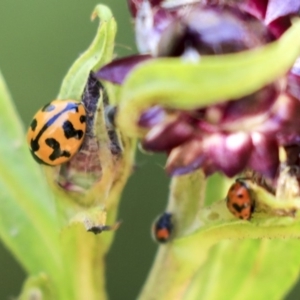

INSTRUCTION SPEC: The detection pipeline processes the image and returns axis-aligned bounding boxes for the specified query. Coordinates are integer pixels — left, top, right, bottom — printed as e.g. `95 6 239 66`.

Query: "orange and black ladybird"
152 212 173 243
226 179 254 220
27 100 86 165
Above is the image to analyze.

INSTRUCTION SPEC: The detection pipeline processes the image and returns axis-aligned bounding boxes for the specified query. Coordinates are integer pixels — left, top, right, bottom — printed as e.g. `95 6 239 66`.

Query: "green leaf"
0 71 61 276
57 4 116 101
118 21 300 136
183 239 300 300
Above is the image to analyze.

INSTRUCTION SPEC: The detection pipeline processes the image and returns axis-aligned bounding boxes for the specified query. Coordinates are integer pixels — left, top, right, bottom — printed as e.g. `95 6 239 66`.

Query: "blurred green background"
0 1 299 299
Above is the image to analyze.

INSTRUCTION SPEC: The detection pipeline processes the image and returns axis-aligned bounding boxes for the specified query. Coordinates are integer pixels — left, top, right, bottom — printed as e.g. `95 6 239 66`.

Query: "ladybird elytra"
152 212 174 243
226 179 254 220
27 99 87 165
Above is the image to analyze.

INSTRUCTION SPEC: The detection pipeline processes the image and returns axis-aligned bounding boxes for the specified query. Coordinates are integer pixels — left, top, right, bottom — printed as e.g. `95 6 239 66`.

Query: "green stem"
139 170 207 299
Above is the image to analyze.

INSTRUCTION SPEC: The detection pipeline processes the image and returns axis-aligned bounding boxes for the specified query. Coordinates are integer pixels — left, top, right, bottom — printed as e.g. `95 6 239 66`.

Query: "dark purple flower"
96 0 300 182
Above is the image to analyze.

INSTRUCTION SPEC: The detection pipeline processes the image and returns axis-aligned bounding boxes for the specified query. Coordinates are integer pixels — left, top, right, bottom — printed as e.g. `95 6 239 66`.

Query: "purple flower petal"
265 0 300 24
156 17 185 57
128 0 143 17
157 5 274 57
128 0 164 17
138 106 166 128
136 5 175 55
290 57 300 76
221 84 278 124
287 58 300 100
166 139 206 176
263 94 300 138
267 16 292 38
248 132 279 178
204 133 253 177
95 55 152 85
238 0 268 19
143 119 194 151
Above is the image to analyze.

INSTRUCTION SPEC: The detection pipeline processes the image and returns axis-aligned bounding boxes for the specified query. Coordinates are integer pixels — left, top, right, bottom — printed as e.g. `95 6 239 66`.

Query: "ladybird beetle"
226 179 254 220
27 100 86 165
152 212 174 243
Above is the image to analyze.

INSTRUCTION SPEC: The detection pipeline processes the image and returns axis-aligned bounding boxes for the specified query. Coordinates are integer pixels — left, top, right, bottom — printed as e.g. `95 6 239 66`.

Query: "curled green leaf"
57 4 116 101
118 21 300 137
183 239 300 300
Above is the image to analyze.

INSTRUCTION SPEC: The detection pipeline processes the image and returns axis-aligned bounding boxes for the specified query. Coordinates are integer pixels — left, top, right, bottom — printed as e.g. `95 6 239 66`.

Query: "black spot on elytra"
80 115 86 123
30 137 40 152
45 138 71 161
237 193 244 198
42 103 55 112
63 120 84 139
30 119 38 131
232 203 247 213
